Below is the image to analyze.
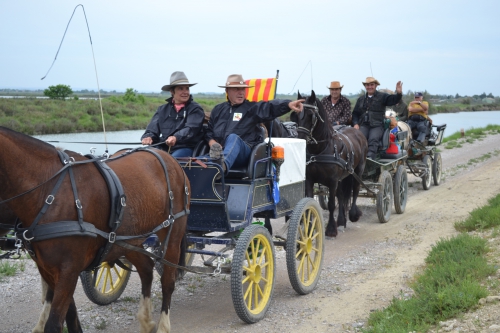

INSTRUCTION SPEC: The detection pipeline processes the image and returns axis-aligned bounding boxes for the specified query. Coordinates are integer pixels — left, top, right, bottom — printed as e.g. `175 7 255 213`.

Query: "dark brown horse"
290 91 368 237
0 126 190 333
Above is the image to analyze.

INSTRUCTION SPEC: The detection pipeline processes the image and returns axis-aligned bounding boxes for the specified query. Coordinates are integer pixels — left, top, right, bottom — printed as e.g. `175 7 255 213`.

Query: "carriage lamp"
271 146 285 182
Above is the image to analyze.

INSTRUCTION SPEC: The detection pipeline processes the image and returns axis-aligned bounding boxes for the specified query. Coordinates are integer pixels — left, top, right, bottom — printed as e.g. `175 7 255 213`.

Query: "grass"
442 124 500 150
362 193 500 333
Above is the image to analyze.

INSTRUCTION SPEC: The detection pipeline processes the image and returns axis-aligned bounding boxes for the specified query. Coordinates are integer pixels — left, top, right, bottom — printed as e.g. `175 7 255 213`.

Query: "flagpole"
274 69 279 99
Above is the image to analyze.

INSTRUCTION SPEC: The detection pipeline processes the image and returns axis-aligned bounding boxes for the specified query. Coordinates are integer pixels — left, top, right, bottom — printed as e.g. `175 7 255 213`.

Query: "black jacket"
205 99 292 149
352 91 402 127
141 96 205 150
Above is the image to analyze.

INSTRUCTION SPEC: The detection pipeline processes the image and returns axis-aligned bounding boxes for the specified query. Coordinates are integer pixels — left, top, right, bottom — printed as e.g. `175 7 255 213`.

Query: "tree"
44 84 73 100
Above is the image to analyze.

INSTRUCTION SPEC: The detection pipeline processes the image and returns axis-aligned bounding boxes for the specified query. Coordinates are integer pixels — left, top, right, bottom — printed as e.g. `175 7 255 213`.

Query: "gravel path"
1 133 500 333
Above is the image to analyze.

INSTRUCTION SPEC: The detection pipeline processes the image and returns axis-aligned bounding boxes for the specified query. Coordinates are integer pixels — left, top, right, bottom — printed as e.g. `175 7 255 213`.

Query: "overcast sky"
1 0 499 97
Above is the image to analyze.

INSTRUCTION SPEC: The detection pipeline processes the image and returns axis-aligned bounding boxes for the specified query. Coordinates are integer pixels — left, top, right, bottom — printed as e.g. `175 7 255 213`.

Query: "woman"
141 71 205 157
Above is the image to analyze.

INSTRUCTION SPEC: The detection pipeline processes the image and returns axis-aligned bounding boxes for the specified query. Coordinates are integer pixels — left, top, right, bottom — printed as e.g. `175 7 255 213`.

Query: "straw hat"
362 77 381 86
161 71 197 91
218 74 254 88
327 81 344 89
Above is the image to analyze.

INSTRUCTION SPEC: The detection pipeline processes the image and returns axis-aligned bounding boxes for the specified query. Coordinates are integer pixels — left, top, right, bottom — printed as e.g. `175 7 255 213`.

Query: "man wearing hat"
352 77 403 159
407 92 429 143
141 71 205 157
320 81 352 129
205 74 304 173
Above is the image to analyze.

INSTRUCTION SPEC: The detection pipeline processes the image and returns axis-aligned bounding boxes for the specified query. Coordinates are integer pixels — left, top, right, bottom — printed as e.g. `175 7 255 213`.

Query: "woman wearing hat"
141 71 205 157
352 77 403 159
320 81 352 128
204 74 304 173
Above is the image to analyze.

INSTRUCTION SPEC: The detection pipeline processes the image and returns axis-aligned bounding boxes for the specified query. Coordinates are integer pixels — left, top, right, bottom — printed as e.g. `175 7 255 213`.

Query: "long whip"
41 4 109 154
288 60 313 95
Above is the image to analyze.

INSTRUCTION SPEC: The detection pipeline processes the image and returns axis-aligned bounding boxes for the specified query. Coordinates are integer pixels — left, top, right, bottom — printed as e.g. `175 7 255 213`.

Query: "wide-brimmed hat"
218 74 254 88
327 81 344 89
362 77 381 86
161 71 197 91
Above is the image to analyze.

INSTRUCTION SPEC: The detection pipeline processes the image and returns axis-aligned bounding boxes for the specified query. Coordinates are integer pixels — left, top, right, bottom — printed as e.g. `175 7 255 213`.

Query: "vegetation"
362 195 500 333
43 84 74 100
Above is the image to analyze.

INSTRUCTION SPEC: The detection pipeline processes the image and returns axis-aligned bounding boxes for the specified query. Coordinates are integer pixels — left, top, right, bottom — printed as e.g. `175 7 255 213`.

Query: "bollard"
460 128 465 138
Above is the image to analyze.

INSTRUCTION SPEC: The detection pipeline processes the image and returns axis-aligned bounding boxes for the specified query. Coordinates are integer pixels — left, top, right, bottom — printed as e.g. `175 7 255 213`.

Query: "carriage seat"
427 124 447 146
191 126 270 179
378 127 408 159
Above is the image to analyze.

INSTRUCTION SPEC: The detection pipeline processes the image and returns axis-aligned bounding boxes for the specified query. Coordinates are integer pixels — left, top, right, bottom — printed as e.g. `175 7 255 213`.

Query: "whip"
41 4 109 154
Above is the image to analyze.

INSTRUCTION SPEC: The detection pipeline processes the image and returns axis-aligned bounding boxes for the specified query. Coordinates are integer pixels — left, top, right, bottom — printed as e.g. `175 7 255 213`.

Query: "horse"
0 126 190 333
290 91 368 237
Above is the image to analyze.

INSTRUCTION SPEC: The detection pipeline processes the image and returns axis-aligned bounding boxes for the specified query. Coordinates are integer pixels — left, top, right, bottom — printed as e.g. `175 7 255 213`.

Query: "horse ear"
297 90 303 100
311 90 316 100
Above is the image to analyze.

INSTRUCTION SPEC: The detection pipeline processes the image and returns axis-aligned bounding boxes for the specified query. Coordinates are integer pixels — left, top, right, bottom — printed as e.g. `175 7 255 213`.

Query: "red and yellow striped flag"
245 78 277 102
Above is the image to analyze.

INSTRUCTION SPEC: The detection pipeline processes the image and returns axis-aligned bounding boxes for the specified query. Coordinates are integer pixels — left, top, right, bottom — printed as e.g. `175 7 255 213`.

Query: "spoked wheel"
376 170 393 223
80 259 132 305
393 165 408 214
432 152 442 186
422 155 432 190
231 224 275 324
286 198 324 295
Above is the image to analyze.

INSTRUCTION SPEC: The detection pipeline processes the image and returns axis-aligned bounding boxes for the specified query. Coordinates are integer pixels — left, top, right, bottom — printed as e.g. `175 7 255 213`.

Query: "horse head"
291 90 329 145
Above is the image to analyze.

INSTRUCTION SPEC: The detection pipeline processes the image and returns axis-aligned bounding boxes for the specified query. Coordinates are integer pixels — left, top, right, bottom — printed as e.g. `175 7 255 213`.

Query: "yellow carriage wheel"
80 259 132 305
231 225 275 323
286 198 325 295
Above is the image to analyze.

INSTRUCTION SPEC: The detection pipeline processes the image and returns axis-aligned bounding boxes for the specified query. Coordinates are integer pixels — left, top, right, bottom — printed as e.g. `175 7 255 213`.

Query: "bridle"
296 101 326 145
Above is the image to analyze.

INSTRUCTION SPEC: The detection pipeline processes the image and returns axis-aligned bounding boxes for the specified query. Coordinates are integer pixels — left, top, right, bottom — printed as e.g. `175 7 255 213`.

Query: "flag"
245 78 277 102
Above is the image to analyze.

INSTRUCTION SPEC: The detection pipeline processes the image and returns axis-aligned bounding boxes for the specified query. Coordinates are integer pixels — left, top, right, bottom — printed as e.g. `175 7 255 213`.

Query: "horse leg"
325 182 339 237
349 172 363 222
126 252 156 333
32 277 52 333
65 297 83 333
157 232 185 333
44 271 81 333
336 180 348 229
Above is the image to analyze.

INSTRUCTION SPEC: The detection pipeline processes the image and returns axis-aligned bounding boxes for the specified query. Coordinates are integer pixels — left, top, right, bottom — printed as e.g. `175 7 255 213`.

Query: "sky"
1 0 499 97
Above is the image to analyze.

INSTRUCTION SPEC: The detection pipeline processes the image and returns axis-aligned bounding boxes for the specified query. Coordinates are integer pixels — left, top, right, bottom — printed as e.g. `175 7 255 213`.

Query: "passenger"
320 81 352 128
352 77 403 159
204 74 304 173
141 71 205 157
407 92 430 143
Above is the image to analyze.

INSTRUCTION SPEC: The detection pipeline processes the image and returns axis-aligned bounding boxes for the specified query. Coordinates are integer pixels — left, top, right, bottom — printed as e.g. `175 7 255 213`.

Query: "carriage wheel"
317 195 329 210
231 224 275 323
286 198 324 295
154 242 196 278
393 165 408 214
432 152 442 186
80 259 132 305
376 171 393 223
422 155 432 190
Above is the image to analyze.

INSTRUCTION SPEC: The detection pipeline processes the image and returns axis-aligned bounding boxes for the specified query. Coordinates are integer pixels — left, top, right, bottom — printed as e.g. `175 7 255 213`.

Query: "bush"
44 84 73 100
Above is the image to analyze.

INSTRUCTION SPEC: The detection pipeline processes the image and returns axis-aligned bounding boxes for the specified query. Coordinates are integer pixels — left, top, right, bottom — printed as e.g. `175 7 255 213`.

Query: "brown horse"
0 126 190 333
290 91 368 237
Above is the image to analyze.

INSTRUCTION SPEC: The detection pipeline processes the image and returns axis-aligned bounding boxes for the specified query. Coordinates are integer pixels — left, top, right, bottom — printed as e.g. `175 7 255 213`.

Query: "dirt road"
1 134 500 332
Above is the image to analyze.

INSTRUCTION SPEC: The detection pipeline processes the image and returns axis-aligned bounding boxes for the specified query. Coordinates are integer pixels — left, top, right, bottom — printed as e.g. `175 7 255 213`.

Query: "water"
33 110 500 155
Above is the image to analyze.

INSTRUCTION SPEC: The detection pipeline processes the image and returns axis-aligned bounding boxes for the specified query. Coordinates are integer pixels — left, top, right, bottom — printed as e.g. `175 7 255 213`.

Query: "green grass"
362 194 500 333
0 261 21 280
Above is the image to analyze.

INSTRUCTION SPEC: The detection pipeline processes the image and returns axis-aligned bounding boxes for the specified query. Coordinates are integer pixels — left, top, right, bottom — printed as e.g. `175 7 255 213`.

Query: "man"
407 92 429 143
320 81 352 129
205 74 304 173
141 71 205 157
352 77 403 159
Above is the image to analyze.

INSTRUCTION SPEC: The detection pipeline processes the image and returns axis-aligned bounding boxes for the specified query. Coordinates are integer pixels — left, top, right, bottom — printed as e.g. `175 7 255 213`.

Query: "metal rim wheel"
286 197 325 295
317 195 328 210
231 224 275 324
393 165 408 214
432 152 442 186
376 170 393 223
422 155 432 190
80 259 132 305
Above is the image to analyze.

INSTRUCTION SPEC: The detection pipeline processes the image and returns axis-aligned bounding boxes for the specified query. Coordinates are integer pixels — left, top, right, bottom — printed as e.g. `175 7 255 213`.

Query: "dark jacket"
352 91 402 127
205 99 292 149
141 95 205 150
